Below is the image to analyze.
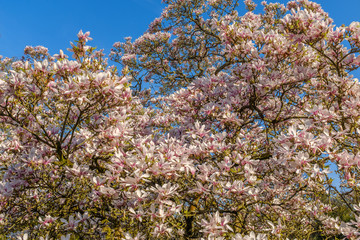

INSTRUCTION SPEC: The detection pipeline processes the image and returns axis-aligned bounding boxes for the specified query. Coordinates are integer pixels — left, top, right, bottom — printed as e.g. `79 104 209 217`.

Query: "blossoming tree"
2 0 360 239
0 31 154 239
111 0 360 238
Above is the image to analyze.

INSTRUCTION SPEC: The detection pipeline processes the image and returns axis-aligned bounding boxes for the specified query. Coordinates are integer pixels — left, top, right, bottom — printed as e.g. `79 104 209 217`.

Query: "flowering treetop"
2 0 360 239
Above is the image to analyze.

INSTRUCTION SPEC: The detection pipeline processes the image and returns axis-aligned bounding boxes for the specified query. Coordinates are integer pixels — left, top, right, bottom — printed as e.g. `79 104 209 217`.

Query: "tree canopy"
2 0 360 239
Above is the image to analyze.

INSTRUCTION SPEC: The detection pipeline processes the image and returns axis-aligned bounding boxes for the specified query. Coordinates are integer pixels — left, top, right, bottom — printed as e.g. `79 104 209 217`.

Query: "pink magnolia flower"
199 212 233 237
60 234 71 240
77 30 92 42
233 232 268 240
266 219 283 237
60 215 78 230
152 222 172 237
38 215 57 227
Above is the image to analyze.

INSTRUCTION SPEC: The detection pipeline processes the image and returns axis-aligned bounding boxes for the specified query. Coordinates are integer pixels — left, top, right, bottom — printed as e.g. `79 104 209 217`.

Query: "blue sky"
0 0 359 59
0 0 165 58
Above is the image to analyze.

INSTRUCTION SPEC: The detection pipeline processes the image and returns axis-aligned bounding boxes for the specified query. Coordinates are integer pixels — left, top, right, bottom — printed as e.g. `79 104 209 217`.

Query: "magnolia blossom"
232 232 268 240
38 215 57 227
60 234 71 240
60 215 78 230
200 212 233 237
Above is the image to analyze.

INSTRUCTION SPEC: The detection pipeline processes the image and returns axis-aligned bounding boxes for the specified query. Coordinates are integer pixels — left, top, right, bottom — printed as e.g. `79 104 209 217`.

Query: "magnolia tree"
2 0 360 239
0 33 155 239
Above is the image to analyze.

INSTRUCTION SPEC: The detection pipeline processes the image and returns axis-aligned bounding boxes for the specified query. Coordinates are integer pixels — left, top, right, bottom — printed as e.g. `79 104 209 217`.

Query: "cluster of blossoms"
2 0 360 239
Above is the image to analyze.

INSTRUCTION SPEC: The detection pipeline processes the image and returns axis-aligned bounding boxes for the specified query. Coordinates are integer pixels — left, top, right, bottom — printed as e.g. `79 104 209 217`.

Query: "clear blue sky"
0 0 359 59
0 0 165 58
